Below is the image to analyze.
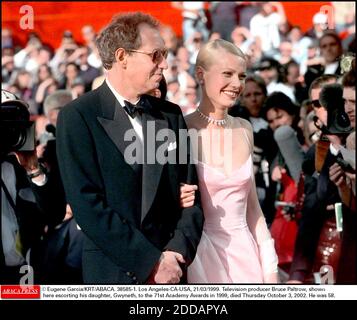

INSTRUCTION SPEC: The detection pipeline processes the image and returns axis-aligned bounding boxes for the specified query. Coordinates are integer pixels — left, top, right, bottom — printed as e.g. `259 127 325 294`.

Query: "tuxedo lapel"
141 98 169 223
96 82 142 174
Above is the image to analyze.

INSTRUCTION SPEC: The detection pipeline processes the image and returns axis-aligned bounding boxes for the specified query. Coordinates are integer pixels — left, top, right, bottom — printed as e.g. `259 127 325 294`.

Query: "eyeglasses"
127 48 168 64
311 99 322 108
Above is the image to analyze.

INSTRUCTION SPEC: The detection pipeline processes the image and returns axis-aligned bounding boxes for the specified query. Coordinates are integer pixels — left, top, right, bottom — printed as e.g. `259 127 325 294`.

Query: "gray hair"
44 90 73 117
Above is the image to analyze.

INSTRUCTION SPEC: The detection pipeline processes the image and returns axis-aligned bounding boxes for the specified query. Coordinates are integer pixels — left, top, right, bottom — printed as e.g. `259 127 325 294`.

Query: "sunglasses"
127 48 168 64
311 99 322 108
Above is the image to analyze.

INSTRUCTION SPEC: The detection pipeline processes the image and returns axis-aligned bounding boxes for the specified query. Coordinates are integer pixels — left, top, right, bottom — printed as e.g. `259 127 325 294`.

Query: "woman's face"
17 73 31 89
200 49 247 110
65 64 78 81
241 80 266 117
266 108 294 131
38 65 51 81
298 106 306 131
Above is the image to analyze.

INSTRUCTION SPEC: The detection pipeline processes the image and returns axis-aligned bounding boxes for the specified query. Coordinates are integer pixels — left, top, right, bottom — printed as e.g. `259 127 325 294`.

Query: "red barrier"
2 1 331 50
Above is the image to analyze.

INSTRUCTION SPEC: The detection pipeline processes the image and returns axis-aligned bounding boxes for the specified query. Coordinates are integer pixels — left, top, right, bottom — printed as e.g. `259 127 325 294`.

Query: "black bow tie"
123 98 150 118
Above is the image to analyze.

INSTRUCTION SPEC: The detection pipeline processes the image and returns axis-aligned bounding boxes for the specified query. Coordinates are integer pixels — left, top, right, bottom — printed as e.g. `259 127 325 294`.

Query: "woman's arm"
242 119 279 283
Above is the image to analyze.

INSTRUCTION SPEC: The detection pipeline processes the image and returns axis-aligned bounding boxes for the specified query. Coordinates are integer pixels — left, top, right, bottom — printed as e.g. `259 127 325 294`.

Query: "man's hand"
14 150 39 172
329 162 346 187
14 150 47 183
281 209 292 221
345 171 356 184
271 166 286 182
286 279 303 284
180 183 198 208
147 251 185 284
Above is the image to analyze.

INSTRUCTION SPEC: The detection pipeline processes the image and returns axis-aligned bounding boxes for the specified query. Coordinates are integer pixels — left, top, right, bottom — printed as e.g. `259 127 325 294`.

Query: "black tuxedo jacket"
304 61 341 93
56 82 204 284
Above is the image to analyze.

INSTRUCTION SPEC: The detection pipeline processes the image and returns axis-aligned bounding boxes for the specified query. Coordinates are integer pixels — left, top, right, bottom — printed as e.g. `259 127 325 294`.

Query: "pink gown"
187 153 264 283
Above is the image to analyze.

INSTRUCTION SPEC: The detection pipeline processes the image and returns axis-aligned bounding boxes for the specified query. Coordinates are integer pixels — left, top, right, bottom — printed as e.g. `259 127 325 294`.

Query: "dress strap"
238 117 253 154
237 118 254 181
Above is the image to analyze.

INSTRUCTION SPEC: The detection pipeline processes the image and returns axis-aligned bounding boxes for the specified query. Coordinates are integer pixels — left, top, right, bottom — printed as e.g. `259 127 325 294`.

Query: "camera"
336 157 355 173
274 201 298 219
318 83 353 135
1 90 35 156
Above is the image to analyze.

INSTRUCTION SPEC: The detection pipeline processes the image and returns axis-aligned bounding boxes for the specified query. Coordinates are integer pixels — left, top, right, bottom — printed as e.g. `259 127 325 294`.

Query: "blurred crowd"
1 1 356 284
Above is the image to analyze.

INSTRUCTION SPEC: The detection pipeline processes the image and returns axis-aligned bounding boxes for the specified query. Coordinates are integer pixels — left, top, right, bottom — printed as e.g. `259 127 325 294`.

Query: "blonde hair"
196 39 246 71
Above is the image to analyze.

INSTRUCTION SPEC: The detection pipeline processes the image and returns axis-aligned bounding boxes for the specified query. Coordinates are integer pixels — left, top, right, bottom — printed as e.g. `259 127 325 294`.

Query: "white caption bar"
38 285 357 300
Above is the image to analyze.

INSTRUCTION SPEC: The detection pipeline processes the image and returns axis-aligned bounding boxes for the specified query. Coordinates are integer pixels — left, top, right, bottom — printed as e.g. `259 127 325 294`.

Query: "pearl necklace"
196 107 228 127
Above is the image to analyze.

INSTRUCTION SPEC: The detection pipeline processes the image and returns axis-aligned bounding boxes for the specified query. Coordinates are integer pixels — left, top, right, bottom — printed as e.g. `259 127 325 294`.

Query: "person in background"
230 74 278 225
1 90 66 284
171 1 210 43
249 2 287 57
304 31 344 90
262 92 304 274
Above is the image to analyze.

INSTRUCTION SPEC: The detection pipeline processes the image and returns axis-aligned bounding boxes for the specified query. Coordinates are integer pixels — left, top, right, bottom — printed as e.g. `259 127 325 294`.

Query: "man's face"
258 67 278 85
311 88 328 126
82 26 95 43
320 35 342 64
48 109 60 127
279 42 292 58
286 64 299 85
343 86 355 128
262 3 274 15
126 24 168 95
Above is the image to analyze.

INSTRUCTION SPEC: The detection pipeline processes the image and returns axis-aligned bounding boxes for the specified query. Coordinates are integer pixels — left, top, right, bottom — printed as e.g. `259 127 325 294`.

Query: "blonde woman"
184 39 278 283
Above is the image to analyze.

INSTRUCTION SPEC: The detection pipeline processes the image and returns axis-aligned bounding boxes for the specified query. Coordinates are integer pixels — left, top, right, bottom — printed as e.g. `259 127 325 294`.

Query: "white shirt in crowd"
250 12 282 52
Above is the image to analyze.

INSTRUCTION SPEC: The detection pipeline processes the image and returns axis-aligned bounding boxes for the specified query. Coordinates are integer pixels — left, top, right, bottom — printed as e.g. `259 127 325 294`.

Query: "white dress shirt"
329 142 340 156
106 79 144 145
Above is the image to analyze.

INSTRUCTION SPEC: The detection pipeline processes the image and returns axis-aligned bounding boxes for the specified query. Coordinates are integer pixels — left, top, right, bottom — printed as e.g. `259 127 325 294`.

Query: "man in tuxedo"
56 12 204 284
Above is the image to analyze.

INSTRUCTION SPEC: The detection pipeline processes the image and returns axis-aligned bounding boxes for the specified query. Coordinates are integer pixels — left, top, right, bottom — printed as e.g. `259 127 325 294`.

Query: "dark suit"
56 82 204 284
0 155 66 284
304 62 341 94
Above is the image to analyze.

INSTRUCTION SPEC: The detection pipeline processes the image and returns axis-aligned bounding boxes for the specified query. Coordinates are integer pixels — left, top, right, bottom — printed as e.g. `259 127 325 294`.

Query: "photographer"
1 90 65 284
290 77 355 284
329 61 356 211
32 90 84 284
